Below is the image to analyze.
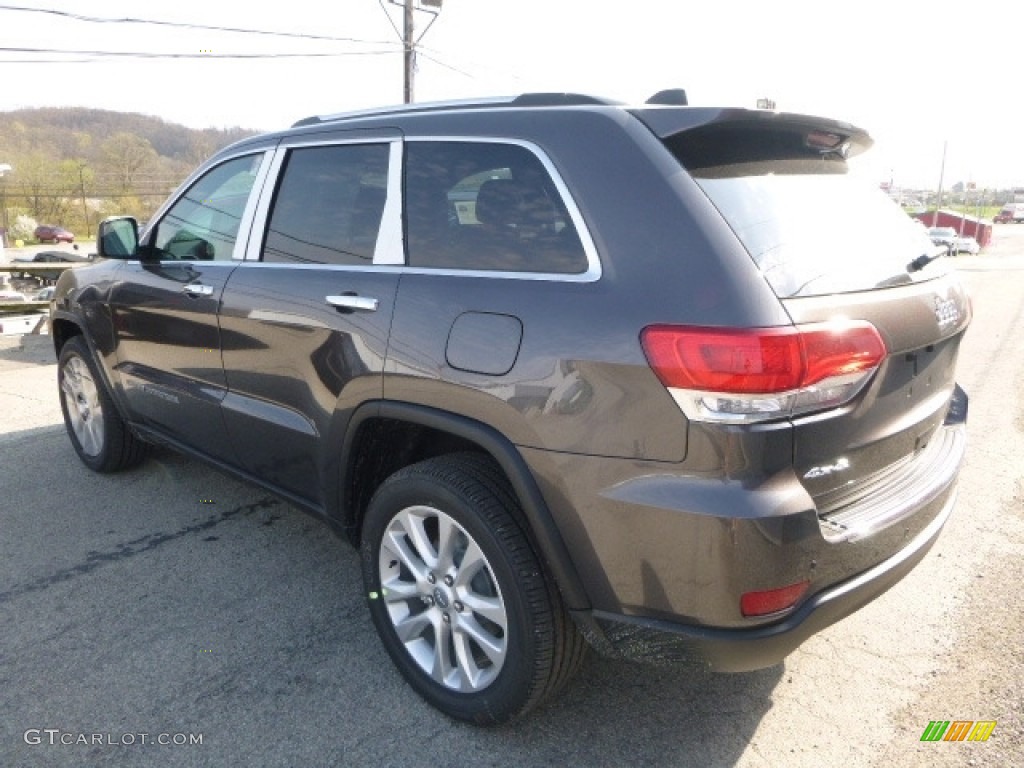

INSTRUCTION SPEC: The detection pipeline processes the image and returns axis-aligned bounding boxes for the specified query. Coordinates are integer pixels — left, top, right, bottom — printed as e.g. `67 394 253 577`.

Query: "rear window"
404 140 589 274
664 126 944 298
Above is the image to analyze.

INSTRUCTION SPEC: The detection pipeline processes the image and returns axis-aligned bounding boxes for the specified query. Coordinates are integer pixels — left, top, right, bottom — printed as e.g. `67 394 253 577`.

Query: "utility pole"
77 161 90 233
403 0 415 104
0 163 11 245
933 141 947 228
384 0 443 104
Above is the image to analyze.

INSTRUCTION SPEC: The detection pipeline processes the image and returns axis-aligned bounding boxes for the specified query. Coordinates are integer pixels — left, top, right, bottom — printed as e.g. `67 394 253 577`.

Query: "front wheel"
58 335 148 472
361 453 584 724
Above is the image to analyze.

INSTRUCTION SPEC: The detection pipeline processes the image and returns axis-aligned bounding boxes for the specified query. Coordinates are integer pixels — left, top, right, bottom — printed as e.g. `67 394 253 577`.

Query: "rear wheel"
361 453 585 724
58 335 148 472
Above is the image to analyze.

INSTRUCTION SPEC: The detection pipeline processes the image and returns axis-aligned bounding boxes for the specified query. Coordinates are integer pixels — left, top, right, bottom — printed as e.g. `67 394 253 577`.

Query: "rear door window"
404 140 589 274
263 143 389 266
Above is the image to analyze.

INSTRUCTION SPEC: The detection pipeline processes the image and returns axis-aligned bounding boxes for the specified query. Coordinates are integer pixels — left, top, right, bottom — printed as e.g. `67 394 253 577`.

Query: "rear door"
217 133 402 507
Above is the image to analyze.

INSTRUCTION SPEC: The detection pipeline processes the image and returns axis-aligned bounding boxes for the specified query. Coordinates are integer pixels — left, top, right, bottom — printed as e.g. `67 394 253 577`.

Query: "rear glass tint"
264 144 389 266
663 126 944 298
404 141 589 274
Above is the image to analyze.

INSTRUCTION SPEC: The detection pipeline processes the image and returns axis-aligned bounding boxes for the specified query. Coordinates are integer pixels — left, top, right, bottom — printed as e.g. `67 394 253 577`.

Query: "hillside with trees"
0 107 255 241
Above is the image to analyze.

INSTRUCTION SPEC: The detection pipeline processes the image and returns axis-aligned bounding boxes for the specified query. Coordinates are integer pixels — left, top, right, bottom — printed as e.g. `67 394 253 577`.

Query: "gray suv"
51 92 970 724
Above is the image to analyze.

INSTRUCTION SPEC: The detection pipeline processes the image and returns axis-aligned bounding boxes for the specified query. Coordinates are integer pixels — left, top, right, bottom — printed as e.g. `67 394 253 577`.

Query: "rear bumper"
573 486 956 671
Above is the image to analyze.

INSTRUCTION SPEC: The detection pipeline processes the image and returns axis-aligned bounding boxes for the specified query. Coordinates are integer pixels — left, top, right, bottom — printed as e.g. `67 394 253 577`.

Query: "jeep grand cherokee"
50 91 970 724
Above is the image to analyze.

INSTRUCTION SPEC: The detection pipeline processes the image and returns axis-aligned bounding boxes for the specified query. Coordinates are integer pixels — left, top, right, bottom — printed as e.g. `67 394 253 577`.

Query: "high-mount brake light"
805 130 845 150
641 322 887 424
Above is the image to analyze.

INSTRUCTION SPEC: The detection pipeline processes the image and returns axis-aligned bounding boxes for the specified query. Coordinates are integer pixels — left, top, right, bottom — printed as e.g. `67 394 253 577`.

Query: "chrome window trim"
274 133 402 151
374 141 405 266
122 260 241 269
231 134 603 283
227 261 589 283
233 151 275 261
402 135 602 283
244 148 287 261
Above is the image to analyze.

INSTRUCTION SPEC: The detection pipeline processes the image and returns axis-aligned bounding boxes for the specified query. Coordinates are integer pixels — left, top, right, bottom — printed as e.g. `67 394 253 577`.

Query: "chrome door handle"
326 294 379 312
182 283 214 297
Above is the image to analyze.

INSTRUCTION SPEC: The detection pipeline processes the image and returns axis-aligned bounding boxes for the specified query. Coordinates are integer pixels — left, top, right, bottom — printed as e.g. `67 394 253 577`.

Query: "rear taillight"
641 321 886 423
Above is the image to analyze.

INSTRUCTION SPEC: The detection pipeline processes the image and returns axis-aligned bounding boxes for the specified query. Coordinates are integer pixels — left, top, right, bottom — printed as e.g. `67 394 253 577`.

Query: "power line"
0 46 397 60
0 4 395 45
416 50 475 80
0 4 489 95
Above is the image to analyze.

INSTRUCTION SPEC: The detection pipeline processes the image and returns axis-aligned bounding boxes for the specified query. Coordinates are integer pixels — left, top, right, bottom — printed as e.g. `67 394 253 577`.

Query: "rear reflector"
740 581 810 617
641 321 886 423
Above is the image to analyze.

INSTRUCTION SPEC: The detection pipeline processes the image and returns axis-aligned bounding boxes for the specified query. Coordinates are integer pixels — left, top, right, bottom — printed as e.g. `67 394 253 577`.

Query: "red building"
915 209 992 246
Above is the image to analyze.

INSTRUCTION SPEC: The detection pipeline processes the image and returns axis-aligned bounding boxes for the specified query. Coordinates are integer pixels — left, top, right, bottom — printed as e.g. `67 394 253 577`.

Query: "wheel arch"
50 313 84 357
51 312 133 427
338 400 591 611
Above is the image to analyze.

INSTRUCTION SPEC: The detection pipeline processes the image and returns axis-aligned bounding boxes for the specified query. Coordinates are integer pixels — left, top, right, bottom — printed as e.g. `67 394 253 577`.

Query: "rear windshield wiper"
908 245 948 273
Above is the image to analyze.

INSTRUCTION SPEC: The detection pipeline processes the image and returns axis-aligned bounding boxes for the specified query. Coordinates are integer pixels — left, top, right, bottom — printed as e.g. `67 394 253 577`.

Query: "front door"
109 152 269 462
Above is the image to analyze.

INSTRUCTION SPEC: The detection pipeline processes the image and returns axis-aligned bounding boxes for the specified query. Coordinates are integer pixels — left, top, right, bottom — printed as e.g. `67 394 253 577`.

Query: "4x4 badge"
803 457 850 480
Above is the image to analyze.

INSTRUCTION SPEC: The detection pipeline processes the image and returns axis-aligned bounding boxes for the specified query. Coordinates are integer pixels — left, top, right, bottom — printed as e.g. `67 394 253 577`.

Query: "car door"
108 150 273 462
217 134 402 507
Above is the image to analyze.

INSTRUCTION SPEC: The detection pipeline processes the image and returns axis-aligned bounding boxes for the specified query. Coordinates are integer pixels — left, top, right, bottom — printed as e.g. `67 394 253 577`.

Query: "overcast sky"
2 0 1022 190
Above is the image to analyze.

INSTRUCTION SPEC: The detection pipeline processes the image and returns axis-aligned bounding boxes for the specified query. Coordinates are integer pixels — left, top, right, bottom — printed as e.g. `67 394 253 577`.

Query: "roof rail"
291 92 620 127
510 93 620 107
291 96 515 128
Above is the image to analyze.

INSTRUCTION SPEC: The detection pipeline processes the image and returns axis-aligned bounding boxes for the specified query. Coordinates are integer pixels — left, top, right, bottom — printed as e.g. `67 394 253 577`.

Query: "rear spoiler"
629 107 873 161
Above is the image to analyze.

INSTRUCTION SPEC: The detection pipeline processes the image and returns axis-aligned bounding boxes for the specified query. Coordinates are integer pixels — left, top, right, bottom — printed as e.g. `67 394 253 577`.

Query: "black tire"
57 335 148 472
361 452 585 725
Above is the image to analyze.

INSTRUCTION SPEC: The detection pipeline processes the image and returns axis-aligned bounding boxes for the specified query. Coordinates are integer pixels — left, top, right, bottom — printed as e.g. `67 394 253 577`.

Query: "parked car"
33 286 56 301
993 210 1013 223
927 226 958 252
953 235 980 254
0 290 28 302
33 225 75 243
50 91 971 724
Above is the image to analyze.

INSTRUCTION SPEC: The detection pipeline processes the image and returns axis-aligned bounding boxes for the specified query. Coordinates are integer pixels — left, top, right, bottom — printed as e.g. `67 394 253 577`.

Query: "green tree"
13 151 74 225
101 132 158 194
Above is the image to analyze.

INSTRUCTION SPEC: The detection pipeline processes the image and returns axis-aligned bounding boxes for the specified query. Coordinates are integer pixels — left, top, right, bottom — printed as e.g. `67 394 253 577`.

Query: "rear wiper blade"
908 244 948 272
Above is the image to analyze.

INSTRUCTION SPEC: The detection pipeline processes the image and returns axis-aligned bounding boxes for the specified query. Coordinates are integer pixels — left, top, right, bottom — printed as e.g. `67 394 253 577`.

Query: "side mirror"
96 216 139 259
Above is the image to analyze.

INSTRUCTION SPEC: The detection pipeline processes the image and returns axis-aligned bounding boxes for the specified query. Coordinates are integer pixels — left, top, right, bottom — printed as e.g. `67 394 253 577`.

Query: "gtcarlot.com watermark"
24 729 203 747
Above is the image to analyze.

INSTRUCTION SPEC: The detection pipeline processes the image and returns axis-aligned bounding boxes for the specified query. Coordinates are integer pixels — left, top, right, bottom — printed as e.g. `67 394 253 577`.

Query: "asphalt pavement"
1 229 1022 768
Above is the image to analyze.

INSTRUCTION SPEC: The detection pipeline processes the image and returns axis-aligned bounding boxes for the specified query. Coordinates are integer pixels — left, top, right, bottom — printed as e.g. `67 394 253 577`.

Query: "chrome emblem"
934 295 960 330
804 457 850 480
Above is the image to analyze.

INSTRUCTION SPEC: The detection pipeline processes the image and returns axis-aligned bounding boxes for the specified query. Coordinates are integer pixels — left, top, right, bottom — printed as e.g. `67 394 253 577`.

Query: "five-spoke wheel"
58 335 148 472
361 453 584 724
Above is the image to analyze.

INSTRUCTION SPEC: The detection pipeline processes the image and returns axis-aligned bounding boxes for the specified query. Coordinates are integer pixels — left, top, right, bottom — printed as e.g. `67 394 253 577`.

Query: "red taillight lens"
641 326 805 394
641 322 886 423
740 580 810 617
801 324 887 386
